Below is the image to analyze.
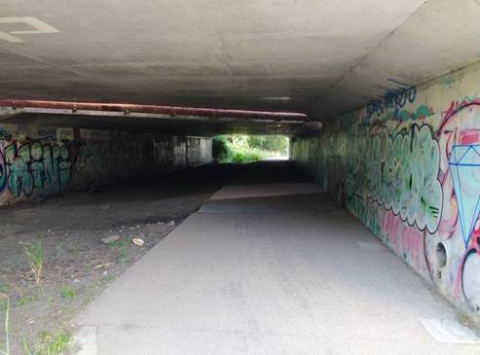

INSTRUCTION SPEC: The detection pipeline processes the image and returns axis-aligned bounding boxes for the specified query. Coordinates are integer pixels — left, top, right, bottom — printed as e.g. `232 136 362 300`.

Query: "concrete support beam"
0 100 309 136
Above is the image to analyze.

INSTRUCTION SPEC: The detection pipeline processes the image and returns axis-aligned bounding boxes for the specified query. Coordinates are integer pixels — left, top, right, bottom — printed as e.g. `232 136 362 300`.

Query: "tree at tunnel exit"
212 135 289 163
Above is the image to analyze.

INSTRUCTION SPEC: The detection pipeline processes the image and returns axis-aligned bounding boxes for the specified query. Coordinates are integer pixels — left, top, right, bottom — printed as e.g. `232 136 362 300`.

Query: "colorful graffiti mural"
292 75 480 322
449 144 480 247
357 97 480 316
0 129 216 208
363 124 442 233
435 99 480 313
363 85 417 124
0 138 74 200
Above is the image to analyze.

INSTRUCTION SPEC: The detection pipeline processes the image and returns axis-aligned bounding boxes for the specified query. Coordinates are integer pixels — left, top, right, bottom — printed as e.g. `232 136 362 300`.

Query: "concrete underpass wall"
0 124 212 206
292 62 480 324
187 137 213 167
290 137 324 187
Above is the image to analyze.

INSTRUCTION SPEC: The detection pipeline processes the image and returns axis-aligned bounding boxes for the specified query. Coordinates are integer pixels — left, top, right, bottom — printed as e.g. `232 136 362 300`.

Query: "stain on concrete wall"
187 137 213 167
0 126 212 206
292 62 480 324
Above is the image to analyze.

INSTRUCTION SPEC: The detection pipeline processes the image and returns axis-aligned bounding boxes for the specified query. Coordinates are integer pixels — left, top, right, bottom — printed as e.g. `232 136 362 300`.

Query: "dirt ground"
0 165 230 355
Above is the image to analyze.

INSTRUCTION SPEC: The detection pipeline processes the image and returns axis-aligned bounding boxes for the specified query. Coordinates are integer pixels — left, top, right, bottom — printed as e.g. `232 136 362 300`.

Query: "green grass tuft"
23 330 71 355
60 286 75 300
24 241 44 286
108 239 130 265
15 294 36 307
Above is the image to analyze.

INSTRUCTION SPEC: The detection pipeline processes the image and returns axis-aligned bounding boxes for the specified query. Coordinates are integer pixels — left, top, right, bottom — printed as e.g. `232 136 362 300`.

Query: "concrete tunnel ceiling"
1 0 480 133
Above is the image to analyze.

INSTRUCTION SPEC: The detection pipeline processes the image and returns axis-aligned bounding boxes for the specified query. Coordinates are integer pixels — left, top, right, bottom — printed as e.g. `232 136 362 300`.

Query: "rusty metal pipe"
0 100 308 121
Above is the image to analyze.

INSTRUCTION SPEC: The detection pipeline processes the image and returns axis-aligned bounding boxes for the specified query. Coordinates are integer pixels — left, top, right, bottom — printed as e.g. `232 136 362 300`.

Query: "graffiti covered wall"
292 62 480 323
0 126 212 206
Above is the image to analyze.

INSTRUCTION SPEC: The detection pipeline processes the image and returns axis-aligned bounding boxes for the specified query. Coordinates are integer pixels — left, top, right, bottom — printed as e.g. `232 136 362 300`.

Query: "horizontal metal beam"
0 100 309 122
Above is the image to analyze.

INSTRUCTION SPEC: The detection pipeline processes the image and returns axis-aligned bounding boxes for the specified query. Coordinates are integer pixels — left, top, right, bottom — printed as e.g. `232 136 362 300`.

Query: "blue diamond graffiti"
449 144 480 247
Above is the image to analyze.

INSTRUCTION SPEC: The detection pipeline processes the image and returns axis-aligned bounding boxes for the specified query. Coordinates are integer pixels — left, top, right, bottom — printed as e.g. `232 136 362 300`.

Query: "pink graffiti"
455 221 480 298
460 129 480 145
437 99 480 305
381 210 426 271
437 99 480 136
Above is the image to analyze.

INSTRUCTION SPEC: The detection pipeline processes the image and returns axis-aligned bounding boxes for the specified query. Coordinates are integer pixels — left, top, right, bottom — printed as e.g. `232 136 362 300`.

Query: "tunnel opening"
212 134 290 164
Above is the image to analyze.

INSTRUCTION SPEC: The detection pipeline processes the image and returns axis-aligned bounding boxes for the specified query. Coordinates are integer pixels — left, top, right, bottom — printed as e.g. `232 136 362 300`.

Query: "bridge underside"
1 0 480 353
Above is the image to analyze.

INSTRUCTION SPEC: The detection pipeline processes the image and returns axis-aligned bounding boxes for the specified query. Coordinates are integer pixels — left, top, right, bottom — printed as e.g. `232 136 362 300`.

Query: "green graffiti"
4 140 73 197
5 143 34 197
347 124 442 233
385 104 434 123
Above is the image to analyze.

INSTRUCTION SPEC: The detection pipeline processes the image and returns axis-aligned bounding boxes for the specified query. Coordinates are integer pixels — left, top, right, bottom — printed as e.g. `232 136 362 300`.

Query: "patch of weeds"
0 285 10 296
456 312 471 325
15 294 36 307
0 297 10 355
117 248 129 265
102 273 115 282
24 241 44 286
109 239 130 265
23 330 71 355
60 286 75 300
108 238 130 250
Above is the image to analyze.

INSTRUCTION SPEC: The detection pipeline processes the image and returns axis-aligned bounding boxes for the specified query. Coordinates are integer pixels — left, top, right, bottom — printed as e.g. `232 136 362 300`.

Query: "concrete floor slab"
199 191 331 214
73 181 480 354
208 182 322 201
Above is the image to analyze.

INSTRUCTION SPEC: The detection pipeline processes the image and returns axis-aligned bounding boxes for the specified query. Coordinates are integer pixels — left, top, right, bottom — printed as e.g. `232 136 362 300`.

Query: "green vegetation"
24 241 44 286
60 286 75 300
15 294 36 307
456 311 471 325
109 239 130 265
23 330 71 355
108 238 130 249
212 135 289 163
0 285 10 296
